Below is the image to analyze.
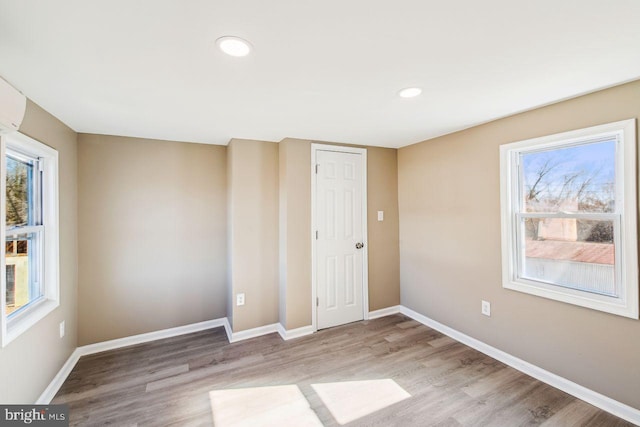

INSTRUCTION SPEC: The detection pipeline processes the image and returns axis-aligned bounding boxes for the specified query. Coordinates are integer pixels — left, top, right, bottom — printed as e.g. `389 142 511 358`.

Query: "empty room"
1 1 639 426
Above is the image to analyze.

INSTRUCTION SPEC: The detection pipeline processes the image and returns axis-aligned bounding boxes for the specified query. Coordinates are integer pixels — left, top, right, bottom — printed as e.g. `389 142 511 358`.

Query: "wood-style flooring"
53 314 634 426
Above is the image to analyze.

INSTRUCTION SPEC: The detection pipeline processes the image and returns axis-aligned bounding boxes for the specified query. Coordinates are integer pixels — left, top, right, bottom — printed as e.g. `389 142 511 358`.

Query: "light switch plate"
377 211 384 221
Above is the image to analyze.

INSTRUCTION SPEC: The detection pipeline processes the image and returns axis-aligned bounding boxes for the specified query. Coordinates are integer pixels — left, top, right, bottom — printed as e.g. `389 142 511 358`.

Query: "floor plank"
53 315 635 426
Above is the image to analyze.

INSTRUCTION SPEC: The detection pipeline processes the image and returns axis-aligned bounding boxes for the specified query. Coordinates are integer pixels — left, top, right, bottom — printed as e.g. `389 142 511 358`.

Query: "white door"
315 148 367 330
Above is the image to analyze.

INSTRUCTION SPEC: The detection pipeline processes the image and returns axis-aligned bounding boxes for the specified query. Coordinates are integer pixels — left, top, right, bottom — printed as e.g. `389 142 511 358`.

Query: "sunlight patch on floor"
311 379 411 425
209 385 323 427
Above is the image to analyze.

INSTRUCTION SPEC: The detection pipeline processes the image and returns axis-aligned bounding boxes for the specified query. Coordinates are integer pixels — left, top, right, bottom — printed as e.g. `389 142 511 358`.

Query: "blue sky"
522 139 616 206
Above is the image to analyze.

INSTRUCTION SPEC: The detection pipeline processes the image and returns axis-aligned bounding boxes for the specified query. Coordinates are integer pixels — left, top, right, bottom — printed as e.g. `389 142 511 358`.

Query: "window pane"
521 140 616 213
6 265 15 306
521 218 616 296
5 232 42 316
5 155 36 228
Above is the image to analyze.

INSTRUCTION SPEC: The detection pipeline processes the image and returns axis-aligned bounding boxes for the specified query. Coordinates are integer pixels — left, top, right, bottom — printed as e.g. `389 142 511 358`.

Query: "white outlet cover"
481 300 491 316
59 321 65 338
377 211 384 221
237 293 245 306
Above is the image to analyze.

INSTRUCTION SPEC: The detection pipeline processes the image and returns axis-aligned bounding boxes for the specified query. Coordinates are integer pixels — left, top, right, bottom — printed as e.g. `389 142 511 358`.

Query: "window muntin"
500 119 638 319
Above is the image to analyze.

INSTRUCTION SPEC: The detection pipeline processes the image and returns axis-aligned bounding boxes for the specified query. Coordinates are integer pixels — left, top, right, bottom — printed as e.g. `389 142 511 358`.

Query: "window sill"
503 278 638 319
2 298 59 347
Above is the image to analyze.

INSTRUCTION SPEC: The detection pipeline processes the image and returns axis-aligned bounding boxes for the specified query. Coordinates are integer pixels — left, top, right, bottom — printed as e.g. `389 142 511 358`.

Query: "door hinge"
315 230 318 240
316 297 319 307
315 164 318 174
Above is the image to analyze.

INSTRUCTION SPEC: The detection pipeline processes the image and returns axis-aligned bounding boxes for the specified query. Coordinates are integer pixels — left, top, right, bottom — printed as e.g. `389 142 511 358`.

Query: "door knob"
355 242 364 249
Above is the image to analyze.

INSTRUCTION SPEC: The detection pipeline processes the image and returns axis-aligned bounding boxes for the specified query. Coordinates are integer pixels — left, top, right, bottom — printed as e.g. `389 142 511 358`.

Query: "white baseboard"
79 318 228 356
37 317 228 404
368 305 402 319
228 323 279 343
222 317 233 343
399 305 640 425
36 348 83 404
226 321 315 342
277 324 315 340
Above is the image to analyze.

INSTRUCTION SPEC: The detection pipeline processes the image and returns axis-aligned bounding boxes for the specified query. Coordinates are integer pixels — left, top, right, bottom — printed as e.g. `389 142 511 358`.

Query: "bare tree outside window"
5 156 30 228
522 141 615 244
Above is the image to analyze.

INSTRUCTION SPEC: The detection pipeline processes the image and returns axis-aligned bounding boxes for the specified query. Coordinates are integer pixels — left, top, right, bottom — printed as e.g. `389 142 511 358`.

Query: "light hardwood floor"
53 314 634 426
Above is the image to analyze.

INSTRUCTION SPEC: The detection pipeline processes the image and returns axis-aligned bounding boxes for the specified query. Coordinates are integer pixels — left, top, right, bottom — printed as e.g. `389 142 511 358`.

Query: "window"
1 132 59 346
500 119 638 318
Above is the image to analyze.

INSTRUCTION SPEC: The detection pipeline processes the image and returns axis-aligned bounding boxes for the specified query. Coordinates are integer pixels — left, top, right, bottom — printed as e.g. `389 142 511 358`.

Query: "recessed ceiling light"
398 87 422 98
216 36 252 57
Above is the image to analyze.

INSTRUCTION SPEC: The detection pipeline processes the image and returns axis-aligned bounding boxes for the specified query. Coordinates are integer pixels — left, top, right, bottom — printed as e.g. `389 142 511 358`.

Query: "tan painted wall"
227 139 280 332
77 134 227 345
365 147 401 311
398 79 640 409
0 100 78 403
226 142 235 327
278 141 287 326
279 139 312 329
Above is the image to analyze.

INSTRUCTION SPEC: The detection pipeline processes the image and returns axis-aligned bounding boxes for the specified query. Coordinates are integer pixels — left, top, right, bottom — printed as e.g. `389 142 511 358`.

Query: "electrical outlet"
481 300 491 317
236 293 245 306
59 321 65 338
377 211 384 221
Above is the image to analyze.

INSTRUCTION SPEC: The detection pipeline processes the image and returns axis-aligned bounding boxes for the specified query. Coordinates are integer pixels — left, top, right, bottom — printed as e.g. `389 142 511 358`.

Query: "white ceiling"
1 1 639 148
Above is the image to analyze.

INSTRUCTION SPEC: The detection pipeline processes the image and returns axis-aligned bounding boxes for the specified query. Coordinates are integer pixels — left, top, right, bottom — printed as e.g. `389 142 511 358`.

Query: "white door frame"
311 143 369 332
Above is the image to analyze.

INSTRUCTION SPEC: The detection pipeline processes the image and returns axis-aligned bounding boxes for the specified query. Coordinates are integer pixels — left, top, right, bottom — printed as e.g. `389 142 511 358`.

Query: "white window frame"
1 132 59 346
500 119 638 319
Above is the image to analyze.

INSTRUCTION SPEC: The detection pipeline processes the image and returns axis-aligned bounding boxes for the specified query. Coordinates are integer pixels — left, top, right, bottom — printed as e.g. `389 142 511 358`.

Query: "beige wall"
398 79 640 409
279 139 312 329
227 139 280 332
278 141 287 326
77 134 227 345
365 146 400 311
226 142 235 326
0 100 78 403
